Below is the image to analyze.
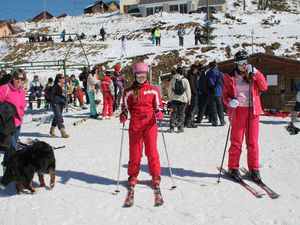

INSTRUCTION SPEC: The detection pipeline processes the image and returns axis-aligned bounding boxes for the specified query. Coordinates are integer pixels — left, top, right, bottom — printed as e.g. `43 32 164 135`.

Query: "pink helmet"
133 63 149 74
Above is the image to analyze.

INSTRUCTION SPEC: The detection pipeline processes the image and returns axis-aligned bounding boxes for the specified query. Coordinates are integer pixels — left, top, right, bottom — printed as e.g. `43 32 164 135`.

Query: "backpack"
44 85 53 103
173 78 185 95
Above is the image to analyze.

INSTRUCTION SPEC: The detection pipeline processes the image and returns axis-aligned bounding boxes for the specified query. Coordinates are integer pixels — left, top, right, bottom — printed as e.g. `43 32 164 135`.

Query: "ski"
123 186 135 207
240 167 280 199
217 167 264 198
154 185 164 206
73 118 88 126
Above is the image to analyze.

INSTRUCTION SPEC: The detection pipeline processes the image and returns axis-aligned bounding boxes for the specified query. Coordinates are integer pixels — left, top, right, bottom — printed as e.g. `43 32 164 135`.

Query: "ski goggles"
135 72 148 79
236 59 248 66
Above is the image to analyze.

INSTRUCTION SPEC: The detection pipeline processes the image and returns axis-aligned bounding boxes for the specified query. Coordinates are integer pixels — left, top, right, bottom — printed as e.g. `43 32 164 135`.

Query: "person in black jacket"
79 67 90 104
185 64 198 128
49 74 69 138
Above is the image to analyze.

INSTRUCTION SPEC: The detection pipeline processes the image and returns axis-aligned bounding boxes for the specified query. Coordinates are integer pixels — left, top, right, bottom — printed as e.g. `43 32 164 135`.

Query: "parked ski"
240 167 280 199
123 186 135 207
217 167 264 198
154 185 164 206
73 118 88 126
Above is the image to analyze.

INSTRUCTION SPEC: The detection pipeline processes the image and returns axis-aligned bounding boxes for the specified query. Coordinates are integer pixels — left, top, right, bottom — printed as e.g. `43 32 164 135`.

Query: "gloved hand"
119 109 128 123
246 64 257 75
229 99 239 108
155 110 164 121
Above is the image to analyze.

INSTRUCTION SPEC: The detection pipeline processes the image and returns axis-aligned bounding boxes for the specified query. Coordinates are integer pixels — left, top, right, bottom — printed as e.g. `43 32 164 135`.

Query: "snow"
1 1 300 224
0 109 300 225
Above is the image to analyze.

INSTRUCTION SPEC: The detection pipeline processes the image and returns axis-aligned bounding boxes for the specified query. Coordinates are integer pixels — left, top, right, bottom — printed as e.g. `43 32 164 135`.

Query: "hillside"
1 0 300 78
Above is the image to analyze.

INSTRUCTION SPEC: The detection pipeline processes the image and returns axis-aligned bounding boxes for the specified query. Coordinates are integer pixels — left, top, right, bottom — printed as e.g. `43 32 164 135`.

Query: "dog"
0 141 56 194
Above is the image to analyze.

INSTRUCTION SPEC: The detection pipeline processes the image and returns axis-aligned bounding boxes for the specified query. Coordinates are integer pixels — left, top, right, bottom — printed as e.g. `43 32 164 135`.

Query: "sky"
0 0 116 22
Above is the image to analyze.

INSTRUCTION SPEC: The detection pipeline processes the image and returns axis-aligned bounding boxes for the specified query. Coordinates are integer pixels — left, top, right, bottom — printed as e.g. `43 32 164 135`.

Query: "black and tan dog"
0 141 56 194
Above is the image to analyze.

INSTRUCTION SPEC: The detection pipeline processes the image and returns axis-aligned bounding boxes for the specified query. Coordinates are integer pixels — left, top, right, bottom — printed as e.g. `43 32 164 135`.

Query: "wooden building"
32 11 54 22
218 52 300 111
84 1 110 14
106 1 120 12
0 21 14 37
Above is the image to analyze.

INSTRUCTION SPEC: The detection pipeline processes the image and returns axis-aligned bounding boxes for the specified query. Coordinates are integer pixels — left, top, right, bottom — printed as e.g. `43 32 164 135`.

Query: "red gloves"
119 109 128 123
156 111 163 121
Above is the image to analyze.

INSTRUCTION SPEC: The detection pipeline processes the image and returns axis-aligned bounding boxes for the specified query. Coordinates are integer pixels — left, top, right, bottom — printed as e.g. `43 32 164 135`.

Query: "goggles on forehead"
236 59 248 66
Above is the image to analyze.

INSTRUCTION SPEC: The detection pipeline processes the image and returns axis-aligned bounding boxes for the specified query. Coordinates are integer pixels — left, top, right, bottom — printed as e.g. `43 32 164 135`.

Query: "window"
169 4 179 12
146 7 154 16
154 6 163 13
179 4 187 13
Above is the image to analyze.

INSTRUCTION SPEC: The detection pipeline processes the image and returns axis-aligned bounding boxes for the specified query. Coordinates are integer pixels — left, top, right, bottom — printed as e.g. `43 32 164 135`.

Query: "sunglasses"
60 77 65 79
236 60 248 66
14 76 25 81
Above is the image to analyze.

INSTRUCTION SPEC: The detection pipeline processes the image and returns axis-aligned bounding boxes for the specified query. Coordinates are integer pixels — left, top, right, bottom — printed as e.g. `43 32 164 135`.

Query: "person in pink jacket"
119 62 164 189
222 50 268 182
0 69 27 165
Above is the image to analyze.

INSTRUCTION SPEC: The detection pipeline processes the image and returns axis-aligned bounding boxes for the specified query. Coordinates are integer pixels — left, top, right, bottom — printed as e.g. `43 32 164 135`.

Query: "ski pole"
217 109 235 183
115 123 125 193
158 121 177 190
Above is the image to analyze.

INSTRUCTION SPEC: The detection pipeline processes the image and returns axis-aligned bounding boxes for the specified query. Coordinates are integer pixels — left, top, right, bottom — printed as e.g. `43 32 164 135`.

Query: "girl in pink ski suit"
222 50 268 181
120 63 163 187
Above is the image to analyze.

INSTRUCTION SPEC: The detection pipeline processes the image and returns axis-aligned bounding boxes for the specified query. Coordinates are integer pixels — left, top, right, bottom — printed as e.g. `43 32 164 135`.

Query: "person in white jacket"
168 66 191 133
87 71 101 119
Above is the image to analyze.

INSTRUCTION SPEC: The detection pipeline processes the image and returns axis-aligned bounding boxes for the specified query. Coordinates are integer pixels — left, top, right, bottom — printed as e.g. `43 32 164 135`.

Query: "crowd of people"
3 49 300 191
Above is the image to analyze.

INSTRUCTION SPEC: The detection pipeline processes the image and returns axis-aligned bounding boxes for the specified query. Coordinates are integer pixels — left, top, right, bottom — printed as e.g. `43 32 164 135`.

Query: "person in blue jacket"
206 60 225 126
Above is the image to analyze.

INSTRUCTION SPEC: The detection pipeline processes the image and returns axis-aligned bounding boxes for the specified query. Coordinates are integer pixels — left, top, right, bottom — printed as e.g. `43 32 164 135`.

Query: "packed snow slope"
0 109 299 225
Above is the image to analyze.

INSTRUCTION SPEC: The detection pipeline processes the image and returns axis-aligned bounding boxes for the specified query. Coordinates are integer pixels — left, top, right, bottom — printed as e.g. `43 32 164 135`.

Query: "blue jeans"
3 126 21 166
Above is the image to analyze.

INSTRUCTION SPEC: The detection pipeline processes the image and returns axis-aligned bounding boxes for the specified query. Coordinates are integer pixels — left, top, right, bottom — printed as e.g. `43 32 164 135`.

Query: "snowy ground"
0 108 299 225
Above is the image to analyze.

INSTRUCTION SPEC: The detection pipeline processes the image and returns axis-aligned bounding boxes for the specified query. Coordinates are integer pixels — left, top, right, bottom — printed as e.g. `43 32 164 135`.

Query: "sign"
267 75 277 86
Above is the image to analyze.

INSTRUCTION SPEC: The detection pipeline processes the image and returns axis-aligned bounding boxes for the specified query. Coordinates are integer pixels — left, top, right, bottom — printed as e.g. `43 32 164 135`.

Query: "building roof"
32 11 54 21
106 1 120 7
0 21 15 33
218 52 300 66
139 0 178 5
84 1 108 10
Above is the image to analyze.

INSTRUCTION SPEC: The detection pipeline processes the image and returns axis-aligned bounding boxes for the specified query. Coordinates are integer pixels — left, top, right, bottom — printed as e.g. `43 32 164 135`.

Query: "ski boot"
128 176 137 186
228 168 242 182
152 176 161 186
250 170 262 183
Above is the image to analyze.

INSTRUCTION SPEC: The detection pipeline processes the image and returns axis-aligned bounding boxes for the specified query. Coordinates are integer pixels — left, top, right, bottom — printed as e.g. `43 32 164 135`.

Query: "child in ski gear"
49 74 69 138
120 62 163 187
0 69 27 165
154 28 161 46
112 64 124 112
101 70 114 119
222 50 268 182
44 77 53 109
168 66 191 133
70 74 87 109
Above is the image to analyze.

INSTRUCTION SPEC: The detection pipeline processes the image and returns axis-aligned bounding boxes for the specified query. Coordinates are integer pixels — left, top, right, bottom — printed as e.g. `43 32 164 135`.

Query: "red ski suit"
101 75 114 117
222 70 268 170
122 81 163 179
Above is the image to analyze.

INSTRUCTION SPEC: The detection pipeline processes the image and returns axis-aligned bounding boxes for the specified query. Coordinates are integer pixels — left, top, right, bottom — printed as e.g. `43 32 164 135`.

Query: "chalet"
57 13 68 19
84 1 119 14
106 1 120 12
0 21 14 37
218 52 300 111
32 11 54 22
121 0 225 17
